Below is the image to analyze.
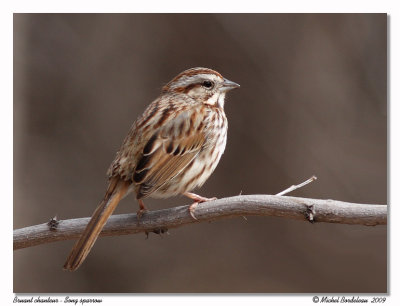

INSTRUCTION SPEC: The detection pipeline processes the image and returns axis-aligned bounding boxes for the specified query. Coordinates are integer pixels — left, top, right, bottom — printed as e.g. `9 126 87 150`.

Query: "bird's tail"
63 178 130 271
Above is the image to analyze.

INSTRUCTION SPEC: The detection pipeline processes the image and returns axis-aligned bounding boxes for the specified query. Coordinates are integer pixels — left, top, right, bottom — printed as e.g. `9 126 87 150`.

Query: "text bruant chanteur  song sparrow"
63 67 240 271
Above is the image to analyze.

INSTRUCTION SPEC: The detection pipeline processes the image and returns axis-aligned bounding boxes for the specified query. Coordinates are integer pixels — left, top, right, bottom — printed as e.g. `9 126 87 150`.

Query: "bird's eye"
202 80 214 89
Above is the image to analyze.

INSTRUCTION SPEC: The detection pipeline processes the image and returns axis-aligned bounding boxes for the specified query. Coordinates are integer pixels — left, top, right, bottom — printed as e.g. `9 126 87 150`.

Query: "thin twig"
13 194 387 250
276 175 317 196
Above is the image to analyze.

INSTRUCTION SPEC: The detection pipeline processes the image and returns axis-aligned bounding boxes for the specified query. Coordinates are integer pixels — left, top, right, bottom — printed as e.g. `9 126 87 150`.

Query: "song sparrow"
63 67 239 271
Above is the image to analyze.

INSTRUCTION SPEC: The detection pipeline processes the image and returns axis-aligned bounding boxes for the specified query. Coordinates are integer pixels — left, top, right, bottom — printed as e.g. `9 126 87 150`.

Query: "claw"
137 208 148 219
189 202 199 220
137 199 148 219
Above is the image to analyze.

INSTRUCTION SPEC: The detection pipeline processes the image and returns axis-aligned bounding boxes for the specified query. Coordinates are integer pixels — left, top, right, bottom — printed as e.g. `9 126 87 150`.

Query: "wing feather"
133 107 207 198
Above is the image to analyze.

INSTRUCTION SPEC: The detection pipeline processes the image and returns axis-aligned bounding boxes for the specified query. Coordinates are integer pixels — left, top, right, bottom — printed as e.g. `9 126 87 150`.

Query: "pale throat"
204 92 226 108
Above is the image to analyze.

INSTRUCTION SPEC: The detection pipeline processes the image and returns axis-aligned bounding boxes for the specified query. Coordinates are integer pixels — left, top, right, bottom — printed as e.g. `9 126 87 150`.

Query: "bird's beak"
221 78 240 91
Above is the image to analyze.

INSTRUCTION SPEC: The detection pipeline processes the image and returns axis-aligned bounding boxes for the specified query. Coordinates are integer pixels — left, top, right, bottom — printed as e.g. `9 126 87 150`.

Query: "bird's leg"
183 192 217 220
137 199 148 219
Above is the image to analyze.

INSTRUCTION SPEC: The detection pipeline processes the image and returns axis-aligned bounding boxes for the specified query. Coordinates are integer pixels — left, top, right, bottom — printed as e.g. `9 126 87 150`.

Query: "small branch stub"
306 204 316 223
276 176 317 196
47 216 59 231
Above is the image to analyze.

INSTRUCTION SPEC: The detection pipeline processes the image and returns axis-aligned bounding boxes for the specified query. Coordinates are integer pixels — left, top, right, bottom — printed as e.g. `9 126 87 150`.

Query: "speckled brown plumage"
64 67 239 271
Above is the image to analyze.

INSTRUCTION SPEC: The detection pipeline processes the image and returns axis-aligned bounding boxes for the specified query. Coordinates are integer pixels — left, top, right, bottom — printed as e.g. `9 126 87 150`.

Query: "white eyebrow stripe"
172 74 222 89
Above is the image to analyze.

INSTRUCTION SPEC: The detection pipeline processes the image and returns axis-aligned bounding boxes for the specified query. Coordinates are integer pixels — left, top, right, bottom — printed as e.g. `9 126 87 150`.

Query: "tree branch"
13 194 387 250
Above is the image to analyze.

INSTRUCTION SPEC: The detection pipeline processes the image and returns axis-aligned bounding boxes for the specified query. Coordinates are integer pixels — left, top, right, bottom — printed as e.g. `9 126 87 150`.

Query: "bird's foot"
184 192 217 220
137 199 148 219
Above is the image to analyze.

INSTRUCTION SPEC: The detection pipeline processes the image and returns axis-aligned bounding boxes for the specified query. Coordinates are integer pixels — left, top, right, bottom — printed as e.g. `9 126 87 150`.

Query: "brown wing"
133 108 207 198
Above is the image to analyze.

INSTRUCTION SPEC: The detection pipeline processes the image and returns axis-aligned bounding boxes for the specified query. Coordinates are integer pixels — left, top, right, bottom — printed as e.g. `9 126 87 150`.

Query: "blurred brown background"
13 14 387 293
